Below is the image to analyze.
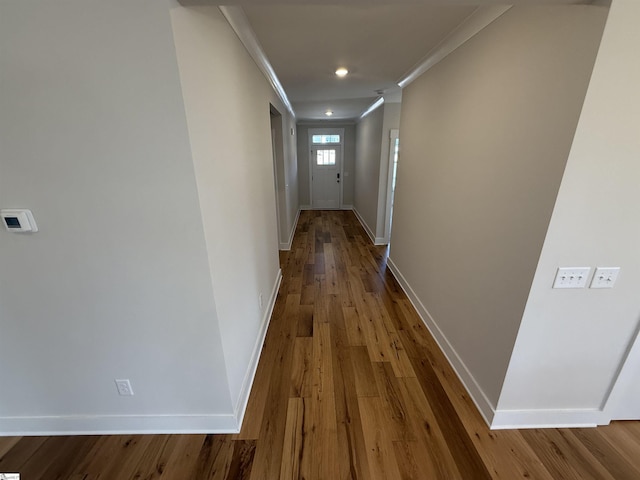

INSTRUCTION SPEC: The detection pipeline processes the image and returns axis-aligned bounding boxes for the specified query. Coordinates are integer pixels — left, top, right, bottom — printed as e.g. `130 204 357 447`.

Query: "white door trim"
382 129 400 243
308 128 345 209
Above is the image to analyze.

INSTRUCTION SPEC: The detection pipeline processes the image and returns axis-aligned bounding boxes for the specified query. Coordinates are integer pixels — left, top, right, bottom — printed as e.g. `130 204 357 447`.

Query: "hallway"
240 210 640 479
1 210 640 478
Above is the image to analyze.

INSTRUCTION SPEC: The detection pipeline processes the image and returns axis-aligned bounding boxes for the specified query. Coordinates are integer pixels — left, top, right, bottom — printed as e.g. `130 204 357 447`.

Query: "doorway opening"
270 105 289 249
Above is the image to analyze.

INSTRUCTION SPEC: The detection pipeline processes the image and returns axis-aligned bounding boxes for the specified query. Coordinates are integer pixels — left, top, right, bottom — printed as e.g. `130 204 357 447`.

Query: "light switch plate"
590 267 620 289
553 267 591 289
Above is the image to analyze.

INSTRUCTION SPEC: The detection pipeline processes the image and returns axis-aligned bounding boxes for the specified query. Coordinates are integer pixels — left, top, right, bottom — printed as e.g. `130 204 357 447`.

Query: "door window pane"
316 150 336 166
312 134 340 144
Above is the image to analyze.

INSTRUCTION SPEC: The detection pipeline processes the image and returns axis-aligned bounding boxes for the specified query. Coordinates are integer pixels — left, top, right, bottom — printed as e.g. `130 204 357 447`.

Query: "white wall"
0 0 234 434
297 123 356 207
170 5 292 412
497 0 640 425
388 5 608 420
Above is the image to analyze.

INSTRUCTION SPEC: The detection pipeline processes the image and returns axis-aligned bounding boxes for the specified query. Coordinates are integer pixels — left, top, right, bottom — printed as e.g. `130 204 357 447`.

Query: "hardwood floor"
1 209 640 479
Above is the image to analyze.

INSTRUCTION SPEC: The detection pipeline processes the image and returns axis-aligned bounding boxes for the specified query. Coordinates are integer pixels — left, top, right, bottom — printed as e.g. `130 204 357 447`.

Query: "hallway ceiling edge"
396 5 511 88
242 4 478 120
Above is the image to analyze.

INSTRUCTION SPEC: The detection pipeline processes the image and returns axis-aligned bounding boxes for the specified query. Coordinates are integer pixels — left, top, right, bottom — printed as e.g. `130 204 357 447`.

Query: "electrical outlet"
115 379 134 396
553 267 590 289
259 293 264 311
590 267 620 289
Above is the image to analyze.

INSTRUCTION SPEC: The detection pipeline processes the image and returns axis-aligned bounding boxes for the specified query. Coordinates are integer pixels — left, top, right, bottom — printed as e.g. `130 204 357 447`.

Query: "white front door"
312 146 341 209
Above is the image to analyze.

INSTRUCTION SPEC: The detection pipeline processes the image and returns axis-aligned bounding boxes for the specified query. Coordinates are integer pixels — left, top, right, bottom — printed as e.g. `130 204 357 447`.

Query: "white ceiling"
243 5 477 120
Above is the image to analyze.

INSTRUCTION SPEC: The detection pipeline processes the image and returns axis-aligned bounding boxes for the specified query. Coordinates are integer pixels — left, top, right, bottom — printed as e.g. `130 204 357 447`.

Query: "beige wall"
389 5 607 412
498 0 640 421
354 103 402 242
297 123 356 207
354 107 384 237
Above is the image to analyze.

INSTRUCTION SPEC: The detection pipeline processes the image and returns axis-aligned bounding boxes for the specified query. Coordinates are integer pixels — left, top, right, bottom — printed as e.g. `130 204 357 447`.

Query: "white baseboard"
233 268 282 429
352 207 375 243
303 204 357 212
280 209 301 251
0 413 238 436
386 257 496 427
386 257 612 430
490 408 607 430
352 207 387 246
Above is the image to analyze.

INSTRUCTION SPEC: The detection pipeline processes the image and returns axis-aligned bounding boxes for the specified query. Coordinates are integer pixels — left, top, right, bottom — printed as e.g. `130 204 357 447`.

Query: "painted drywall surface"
354 107 384 234
498 0 640 412
376 103 402 239
297 126 310 206
389 5 607 407
170 6 285 407
0 0 232 426
297 123 356 207
343 126 357 206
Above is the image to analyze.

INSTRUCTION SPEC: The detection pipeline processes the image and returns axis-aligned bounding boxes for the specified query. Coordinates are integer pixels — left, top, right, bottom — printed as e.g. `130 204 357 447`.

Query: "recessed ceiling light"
325 110 333 116
335 68 348 77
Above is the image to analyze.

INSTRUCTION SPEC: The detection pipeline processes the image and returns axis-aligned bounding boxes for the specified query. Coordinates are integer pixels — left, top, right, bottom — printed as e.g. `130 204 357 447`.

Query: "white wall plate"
553 267 591 289
590 267 620 289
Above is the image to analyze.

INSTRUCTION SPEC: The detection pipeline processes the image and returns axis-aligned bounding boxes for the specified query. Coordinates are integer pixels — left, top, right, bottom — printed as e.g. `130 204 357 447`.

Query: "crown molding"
397 6 512 88
297 120 357 126
359 97 384 121
219 6 296 118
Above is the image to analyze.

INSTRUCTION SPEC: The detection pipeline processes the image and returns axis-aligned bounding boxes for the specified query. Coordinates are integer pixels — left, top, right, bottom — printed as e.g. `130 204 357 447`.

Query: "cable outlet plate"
115 379 134 396
553 267 591 289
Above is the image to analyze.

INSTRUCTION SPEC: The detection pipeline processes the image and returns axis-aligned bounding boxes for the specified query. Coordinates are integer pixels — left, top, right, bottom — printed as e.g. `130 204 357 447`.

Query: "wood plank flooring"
2 209 640 479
